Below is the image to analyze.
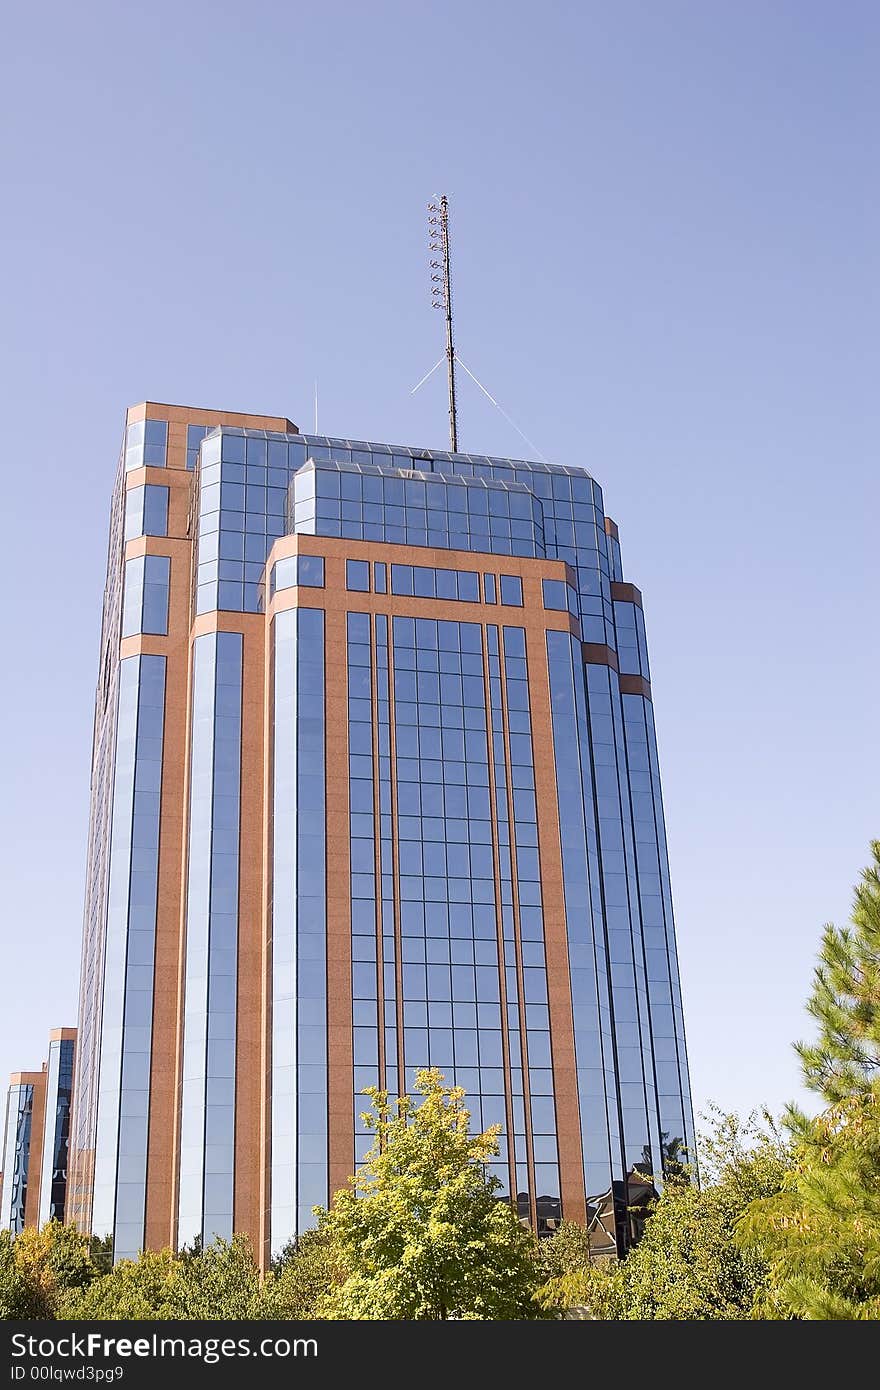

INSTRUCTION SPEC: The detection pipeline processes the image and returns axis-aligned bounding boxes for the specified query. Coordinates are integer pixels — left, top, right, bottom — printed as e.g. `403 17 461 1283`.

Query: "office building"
1 1029 76 1231
68 402 694 1262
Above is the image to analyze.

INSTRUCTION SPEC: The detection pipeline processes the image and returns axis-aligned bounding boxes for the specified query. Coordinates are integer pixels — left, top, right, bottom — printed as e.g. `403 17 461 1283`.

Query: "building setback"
68 403 694 1263
1 1029 76 1232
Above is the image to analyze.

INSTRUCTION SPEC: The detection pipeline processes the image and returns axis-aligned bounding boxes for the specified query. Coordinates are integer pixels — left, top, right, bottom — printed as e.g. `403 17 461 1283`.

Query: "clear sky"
1 1 877 1134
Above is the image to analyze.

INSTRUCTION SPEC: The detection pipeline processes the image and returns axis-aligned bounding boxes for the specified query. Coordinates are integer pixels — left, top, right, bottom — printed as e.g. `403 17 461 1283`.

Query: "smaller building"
0 1029 76 1233
1 1071 46 1233
38 1031 77 1227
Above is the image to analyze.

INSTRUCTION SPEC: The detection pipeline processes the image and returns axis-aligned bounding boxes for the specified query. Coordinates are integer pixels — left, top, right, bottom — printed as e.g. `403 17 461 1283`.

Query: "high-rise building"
1 1029 76 1232
69 402 694 1264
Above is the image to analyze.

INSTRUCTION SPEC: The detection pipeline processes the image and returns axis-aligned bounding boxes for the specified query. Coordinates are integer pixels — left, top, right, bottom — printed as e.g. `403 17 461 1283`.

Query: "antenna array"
428 195 459 452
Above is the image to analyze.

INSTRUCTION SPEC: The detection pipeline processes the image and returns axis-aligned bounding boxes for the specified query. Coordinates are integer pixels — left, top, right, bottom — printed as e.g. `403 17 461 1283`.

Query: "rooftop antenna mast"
428 195 459 452
414 196 547 463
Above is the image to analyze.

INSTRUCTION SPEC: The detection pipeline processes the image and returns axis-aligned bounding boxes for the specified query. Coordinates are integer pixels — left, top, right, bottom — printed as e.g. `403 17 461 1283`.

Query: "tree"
268 1228 342 1318
537 1110 788 1319
738 844 880 1319
59 1249 182 1320
0 1230 44 1320
738 1097 880 1319
538 1219 593 1283
533 1219 596 1319
60 1237 271 1321
172 1236 269 1319
0 1223 95 1320
89 1234 114 1277
316 1068 547 1319
793 842 880 1103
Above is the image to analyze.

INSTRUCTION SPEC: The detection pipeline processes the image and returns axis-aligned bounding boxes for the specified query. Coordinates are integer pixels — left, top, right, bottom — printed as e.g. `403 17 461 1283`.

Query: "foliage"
537 1110 788 1320
792 842 880 1104
13 846 880 1323
171 1236 270 1319
537 1219 593 1282
0 1223 95 1320
0 1230 44 1319
739 1095 880 1319
60 1248 183 1320
315 1068 547 1319
533 1219 597 1318
60 1237 270 1321
737 844 880 1319
267 1228 343 1318
89 1234 114 1277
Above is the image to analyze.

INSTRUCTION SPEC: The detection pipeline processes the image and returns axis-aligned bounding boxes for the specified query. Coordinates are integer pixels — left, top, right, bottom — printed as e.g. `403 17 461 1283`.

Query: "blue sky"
1 1 877 1132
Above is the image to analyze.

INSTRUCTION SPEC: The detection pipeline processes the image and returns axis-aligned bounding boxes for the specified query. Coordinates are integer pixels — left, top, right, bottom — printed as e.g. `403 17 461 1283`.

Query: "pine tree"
794 842 880 1102
738 843 880 1319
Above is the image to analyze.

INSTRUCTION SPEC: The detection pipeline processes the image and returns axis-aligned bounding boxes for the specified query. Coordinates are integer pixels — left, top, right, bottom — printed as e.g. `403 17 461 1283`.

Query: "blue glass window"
389 563 483 604
123 418 167 471
123 420 144 472
457 571 479 602
143 486 169 536
298 555 324 588
144 557 170 634
542 579 567 611
500 575 523 606
178 634 241 1250
122 556 170 636
124 485 168 541
143 420 168 468
414 567 436 598
346 560 371 592
91 654 166 1257
273 557 296 593
483 574 497 603
38 1036 75 1226
374 562 387 593
186 423 210 471
271 607 327 1245
391 564 413 595
272 554 325 594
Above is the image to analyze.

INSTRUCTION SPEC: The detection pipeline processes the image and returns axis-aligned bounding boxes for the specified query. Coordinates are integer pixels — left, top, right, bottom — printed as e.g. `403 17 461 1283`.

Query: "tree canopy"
315 1067 546 1320
59 1237 276 1321
0 1223 95 1319
269 1228 343 1319
5 846 880 1321
536 1110 788 1319
737 843 880 1319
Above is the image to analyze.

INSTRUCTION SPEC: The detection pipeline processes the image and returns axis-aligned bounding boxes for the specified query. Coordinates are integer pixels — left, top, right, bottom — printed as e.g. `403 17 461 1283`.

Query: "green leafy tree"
89 1235 114 1277
0 1223 96 1320
61 1237 271 1321
268 1228 342 1318
537 1110 788 1319
738 844 880 1319
171 1236 269 1319
534 1219 596 1319
60 1248 182 1320
0 1230 44 1319
316 1068 546 1319
538 1219 593 1282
